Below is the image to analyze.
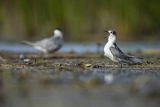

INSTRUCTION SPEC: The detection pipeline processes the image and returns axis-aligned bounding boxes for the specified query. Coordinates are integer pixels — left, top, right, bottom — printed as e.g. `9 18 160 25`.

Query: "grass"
0 0 160 41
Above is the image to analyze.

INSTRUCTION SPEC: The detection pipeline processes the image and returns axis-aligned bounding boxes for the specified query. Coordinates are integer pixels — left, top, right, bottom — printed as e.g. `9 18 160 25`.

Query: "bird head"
52 28 64 45
104 30 117 42
107 30 117 36
53 28 63 37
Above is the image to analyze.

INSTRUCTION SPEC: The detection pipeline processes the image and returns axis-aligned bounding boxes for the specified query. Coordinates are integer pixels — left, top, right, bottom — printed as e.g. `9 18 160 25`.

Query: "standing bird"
23 28 64 53
104 30 143 65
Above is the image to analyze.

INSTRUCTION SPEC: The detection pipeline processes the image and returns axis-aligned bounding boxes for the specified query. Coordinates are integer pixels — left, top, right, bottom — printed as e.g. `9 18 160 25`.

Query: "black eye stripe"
113 31 116 35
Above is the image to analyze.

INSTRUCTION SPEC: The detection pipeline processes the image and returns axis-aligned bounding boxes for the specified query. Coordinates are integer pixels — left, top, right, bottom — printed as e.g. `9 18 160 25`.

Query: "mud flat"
0 52 160 107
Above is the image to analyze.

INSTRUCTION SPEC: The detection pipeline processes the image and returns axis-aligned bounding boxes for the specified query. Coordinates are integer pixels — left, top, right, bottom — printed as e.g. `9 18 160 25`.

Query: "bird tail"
21 41 34 46
128 56 143 64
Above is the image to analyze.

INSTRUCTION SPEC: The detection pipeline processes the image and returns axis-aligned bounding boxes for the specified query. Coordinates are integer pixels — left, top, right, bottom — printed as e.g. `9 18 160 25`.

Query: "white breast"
104 42 114 61
104 32 117 62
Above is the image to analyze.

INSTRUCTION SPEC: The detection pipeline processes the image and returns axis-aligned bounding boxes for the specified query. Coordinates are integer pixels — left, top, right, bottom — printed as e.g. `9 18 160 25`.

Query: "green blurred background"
0 0 160 42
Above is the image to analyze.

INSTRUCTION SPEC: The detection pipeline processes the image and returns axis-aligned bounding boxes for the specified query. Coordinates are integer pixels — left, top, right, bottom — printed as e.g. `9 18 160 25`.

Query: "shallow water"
0 55 160 107
0 42 160 107
0 42 159 53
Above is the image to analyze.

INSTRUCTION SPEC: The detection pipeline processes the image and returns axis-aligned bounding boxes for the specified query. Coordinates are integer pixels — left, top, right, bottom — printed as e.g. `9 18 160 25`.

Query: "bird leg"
119 63 123 68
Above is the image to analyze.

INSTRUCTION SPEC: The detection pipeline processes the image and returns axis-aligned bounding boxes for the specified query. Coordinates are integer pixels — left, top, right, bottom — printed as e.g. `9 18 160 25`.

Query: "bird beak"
104 30 109 34
104 30 109 38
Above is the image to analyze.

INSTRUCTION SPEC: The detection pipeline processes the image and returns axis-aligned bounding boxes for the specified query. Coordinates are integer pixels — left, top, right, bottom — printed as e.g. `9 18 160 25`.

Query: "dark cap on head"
104 30 117 35
112 31 117 35
107 30 117 35
54 27 62 31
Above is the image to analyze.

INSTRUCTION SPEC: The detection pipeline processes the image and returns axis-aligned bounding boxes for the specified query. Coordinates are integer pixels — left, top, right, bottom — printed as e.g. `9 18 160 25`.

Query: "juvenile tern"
104 30 143 65
23 28 64 53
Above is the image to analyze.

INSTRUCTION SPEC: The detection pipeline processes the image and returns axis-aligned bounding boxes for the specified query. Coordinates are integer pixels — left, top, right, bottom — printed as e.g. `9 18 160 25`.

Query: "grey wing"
110 43 127 58
110 43 133 63
110 43 142 64
46 36 63 52
37 37 62 52
33 38 52 48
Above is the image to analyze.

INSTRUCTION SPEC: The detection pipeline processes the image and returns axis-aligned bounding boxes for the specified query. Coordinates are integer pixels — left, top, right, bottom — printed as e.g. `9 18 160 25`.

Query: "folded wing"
110 43 142 64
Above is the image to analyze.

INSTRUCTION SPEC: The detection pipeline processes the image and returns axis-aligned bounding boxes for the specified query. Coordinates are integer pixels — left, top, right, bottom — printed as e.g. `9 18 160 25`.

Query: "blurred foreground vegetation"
0 0 160 42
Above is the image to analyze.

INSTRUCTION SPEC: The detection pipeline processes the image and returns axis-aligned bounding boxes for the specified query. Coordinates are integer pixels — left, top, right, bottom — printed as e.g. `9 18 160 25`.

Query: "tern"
104 30 143 65
23 28 64 53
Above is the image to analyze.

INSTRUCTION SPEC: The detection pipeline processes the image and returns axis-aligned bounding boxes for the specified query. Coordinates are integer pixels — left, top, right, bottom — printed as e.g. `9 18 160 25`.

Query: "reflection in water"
0 42 159 53
0 70 5 106
0 65 160 107
12 70 30 97
104 74 114 84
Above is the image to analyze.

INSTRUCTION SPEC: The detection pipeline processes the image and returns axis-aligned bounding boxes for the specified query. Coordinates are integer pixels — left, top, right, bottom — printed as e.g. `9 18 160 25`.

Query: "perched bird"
104 30 143 65
23 28 64 53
